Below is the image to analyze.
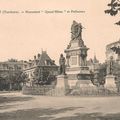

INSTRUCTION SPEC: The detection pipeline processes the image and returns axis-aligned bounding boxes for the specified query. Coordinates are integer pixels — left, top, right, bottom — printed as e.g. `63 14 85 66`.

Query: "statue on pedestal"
71 20 84 46
107 56 114 75
59 54 66 75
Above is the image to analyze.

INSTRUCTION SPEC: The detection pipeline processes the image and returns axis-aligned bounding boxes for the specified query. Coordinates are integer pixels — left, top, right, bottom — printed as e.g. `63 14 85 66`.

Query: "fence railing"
69 86 119 96
22 85 120 96
22 85 54 95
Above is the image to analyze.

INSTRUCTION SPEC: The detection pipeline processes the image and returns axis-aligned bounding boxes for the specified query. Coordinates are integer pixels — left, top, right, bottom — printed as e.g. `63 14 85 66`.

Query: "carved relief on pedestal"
70 56 77 66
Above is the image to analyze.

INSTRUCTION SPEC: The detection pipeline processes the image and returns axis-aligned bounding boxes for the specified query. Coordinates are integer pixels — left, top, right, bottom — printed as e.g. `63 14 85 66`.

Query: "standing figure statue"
71 20 83 40
107 56 114 75
59 54 66 75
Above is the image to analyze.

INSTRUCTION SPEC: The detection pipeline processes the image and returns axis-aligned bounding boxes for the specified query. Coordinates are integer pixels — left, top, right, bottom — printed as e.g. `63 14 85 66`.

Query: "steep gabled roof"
37 51 56 66
93 55 99 63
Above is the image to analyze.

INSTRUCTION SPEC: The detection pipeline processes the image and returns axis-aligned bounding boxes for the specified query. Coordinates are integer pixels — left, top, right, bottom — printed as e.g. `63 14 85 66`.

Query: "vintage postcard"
0 0 120 120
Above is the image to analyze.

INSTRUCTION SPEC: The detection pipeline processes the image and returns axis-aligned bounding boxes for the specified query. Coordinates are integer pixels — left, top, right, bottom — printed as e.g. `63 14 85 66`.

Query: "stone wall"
22 85 119 96
22 85 68 96
22 85 54 95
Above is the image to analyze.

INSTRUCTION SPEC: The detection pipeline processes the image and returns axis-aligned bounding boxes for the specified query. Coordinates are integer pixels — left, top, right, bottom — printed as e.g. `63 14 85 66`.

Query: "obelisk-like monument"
64 20 93 88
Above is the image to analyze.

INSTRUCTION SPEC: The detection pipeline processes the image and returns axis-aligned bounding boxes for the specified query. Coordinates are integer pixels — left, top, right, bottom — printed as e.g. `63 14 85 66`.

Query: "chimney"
34 55 36 60
52 60 55 64
38 53 40 58
29 59 32 62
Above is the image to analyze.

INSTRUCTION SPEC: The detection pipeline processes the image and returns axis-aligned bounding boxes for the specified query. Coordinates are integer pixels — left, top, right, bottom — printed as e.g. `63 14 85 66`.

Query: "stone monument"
56 54 69 96
64 20 93 88
105 56 116 89
59 54 66 75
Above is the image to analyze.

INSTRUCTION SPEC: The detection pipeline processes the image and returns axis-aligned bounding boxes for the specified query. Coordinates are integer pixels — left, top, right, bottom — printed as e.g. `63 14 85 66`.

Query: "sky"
0 0 120 65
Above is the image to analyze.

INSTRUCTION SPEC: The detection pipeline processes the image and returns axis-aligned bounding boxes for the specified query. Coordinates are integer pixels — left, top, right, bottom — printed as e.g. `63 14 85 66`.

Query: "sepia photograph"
0 0 120 120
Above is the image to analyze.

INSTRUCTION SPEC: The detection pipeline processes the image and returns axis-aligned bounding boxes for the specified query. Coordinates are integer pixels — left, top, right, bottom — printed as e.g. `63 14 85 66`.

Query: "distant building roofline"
106 39 120 48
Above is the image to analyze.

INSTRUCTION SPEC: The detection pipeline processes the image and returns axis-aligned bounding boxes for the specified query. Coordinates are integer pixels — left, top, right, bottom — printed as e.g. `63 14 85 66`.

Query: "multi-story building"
0 59 27 90
23 51 58 86
87 55 100 72
0 59 25 76
105 39 120 76
106 39 120 61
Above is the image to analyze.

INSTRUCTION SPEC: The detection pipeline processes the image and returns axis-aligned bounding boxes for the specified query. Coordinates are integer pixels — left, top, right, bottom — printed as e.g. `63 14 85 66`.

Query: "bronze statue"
107 56 114 75
59 54 66 75
71 20 83 40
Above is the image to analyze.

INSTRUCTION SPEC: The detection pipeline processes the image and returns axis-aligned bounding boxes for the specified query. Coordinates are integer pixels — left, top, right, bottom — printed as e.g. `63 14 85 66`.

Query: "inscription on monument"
71 56 77 65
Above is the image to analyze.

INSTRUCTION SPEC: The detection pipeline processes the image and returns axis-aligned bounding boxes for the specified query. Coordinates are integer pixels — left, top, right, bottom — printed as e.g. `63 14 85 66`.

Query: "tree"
105 0 120 25
12 71 28 90
33 67 56 85
0 70 28 91
98 63 107 85
112 61 120 92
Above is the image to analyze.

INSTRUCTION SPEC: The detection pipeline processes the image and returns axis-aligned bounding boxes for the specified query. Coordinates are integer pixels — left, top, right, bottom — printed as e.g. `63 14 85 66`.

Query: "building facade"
23 51 58 86
0 59 26 90
87 55 100 72
0 59 25 76
106 39 120 62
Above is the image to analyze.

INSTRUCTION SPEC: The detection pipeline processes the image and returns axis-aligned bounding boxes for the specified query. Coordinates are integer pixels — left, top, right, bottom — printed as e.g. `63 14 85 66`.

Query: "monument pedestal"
64 21 95 90
105 75 116 90
75 80 94 88
55 75 69 96
66 66 94 88
76 66 94 87
56 75 69 88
